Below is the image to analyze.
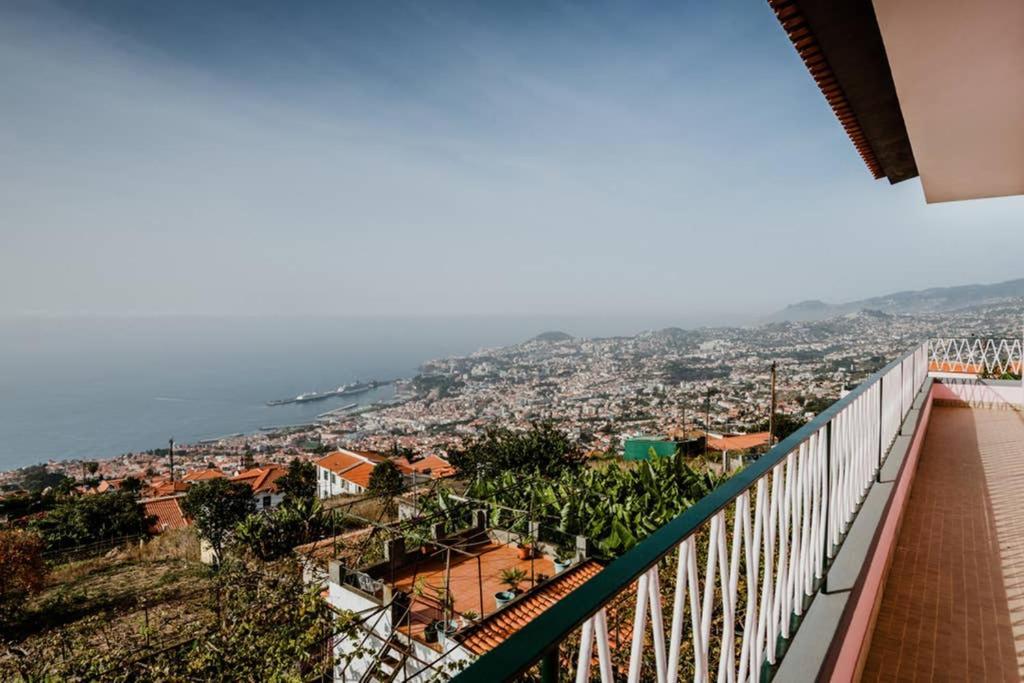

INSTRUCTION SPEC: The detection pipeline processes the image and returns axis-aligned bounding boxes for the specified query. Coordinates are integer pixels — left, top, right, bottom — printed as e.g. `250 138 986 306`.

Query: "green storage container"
623 437 677 461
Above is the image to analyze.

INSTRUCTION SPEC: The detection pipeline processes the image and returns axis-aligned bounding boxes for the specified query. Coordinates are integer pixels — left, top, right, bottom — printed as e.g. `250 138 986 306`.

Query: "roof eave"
768 0 918 184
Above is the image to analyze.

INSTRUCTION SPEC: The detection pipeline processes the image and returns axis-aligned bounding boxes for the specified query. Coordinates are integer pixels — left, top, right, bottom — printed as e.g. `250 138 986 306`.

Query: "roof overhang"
770 0 1024 203
872 0 1024 203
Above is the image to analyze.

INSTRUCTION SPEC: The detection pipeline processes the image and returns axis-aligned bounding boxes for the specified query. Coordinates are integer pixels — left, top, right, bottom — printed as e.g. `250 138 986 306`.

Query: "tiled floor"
389 538 559 645
863 406 1024 682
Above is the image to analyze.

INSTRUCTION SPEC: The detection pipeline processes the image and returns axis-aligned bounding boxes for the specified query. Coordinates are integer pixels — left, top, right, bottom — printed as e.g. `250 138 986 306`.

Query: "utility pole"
168 437 175 483
704 388 712 459
769 361 778 446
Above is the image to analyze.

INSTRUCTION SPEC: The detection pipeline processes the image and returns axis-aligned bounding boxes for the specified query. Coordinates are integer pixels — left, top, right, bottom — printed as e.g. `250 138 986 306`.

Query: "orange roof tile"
706 431 771 451
457 559 604 655
232 465 287 493
147 480 190 497
143 495 189 533
350 449 388 464
96 479 123 493
338 462 376 490
404 454 455 479
316 450 367 475
181 468 226 482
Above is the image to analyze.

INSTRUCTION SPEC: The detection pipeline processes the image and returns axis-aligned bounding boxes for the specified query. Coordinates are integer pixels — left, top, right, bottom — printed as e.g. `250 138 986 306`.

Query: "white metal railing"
928 337 1022 376
460 343 930 682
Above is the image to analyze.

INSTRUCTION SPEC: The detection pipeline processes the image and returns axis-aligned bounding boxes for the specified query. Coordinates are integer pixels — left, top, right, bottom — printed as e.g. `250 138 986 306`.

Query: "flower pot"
435 620 458 647
553 557 572 574
424 622 440 643
495 590 515 610
516 544 533 560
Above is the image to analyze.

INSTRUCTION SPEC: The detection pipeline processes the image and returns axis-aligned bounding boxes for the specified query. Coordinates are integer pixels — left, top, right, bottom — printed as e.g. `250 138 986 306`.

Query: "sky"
2 0 1022 323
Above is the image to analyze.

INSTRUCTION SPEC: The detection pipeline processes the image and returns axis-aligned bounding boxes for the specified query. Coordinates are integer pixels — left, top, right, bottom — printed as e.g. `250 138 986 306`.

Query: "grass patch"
1 530 216 679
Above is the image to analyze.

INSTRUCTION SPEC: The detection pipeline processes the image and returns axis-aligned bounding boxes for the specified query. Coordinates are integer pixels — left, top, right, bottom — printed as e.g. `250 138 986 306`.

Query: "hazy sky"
2 1 1022 321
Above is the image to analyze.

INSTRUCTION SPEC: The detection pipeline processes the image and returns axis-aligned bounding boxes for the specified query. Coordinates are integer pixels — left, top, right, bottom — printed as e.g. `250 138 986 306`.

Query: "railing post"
823 420 832 593
876 376 883 483
540 645 560 683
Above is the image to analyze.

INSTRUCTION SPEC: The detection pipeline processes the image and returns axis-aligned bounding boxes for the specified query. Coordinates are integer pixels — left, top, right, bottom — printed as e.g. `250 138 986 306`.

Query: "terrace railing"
928 337 1022 375
454 343 930 682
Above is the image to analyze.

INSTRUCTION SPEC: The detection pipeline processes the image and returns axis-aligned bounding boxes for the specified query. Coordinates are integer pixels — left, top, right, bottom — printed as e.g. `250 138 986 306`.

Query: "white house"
315 449 387 498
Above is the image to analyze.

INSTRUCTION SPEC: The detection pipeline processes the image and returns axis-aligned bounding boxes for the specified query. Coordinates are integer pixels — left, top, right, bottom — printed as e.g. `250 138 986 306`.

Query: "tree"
85 461 99 476
181 479 254 566
234 497 340 561
277 459 316 502
120 476 142 496
0 529 47 625
367 460 404 498
181 559 335 680
17 464 70 494
754 413 807 442
367 460 405 515
448 422 584 479
30 491 150 550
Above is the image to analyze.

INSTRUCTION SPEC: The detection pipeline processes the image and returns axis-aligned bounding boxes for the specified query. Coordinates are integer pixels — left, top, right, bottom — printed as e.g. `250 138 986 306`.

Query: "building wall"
932 378 1023 408
317 465 368 499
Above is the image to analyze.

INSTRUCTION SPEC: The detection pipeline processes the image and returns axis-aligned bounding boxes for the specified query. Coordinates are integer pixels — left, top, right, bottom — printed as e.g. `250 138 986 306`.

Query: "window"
322 469 328 481
331 473 336 484
262 495 271 509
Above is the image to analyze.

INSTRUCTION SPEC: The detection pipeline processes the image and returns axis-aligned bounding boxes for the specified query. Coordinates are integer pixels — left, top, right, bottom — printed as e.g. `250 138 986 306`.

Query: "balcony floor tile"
864 406 1024 682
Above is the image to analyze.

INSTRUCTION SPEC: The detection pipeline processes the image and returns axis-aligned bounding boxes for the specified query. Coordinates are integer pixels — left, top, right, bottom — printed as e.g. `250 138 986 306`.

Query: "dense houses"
4 303 1020 499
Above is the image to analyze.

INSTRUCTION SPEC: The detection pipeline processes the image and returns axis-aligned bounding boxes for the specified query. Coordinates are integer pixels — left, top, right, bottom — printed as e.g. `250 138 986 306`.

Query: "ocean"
0 314 724 470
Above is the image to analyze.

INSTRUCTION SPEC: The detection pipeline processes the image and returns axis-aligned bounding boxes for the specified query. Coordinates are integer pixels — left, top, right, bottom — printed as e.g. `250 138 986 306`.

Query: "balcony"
862 404 1024 681
449 339 1024 681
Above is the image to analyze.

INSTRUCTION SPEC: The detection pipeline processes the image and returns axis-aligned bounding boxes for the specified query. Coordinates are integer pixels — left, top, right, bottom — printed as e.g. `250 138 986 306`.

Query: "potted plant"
494 589 515 610
495 566 528 610
516 542 534 560
459 610 479 629
432 581 458 645
553 540 576 574
435 618 458 646
424 619 440 644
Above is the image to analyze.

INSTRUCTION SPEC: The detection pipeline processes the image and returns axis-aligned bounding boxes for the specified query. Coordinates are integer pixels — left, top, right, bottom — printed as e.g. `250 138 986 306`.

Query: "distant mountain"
765 278 1024 323
530 331 574 342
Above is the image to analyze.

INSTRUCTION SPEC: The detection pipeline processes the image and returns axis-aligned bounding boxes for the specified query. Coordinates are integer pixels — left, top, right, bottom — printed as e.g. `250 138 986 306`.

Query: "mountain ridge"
765 278 1024 323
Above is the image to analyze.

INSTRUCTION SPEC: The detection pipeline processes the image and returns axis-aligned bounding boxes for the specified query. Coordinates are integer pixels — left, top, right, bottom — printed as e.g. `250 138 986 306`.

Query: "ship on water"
265 380 387 406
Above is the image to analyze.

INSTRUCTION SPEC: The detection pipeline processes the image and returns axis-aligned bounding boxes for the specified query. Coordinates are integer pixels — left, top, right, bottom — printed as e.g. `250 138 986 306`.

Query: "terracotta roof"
396 454 455 479
338 462 376 490
767 0 883 179
181 468 226 482
143 495 189 533
146 480 190 497
232 465 286 493
457 559 605 655
706 431 771 451
350 449 388 464
316 450 367 475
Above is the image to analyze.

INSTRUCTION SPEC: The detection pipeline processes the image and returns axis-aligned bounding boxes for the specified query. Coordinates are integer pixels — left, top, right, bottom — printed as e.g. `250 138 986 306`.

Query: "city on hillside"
2 1 1023 681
